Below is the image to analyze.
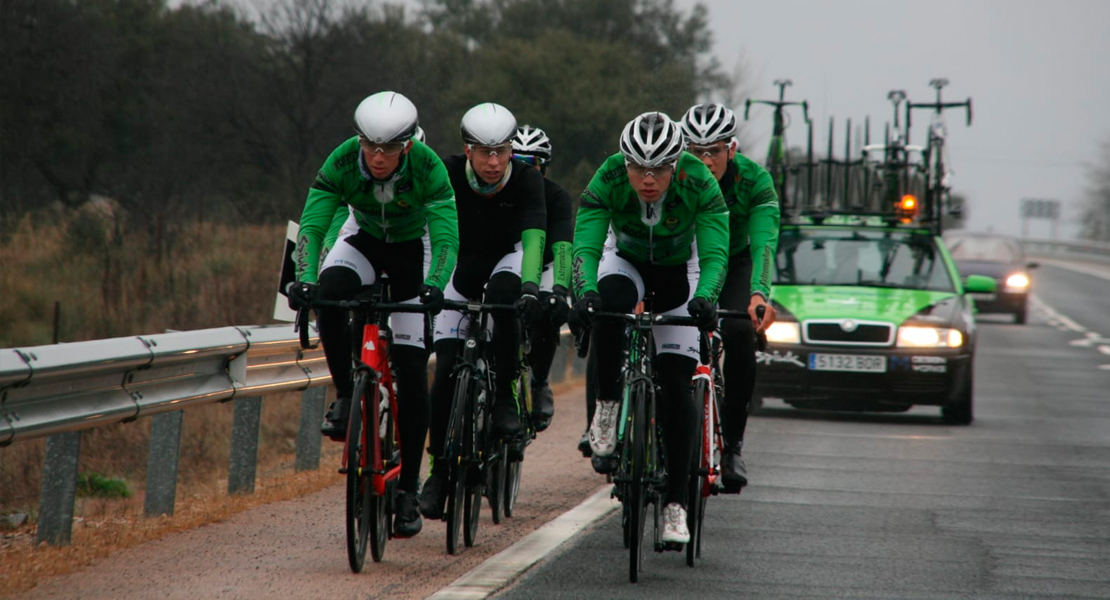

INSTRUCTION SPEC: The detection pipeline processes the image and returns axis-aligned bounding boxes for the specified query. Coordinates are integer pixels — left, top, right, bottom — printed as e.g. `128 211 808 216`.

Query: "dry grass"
1 208 285 348
0 390 345 596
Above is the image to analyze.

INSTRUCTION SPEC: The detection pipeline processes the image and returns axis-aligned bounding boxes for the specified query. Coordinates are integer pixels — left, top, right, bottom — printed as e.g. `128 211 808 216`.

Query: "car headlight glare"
765 321 800 344
897 326 964 348
1005 273 1030 289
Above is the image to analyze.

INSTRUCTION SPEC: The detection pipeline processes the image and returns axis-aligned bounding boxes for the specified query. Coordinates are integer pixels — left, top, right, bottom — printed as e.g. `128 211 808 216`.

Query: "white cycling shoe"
661 503 690 544
588 400 620 457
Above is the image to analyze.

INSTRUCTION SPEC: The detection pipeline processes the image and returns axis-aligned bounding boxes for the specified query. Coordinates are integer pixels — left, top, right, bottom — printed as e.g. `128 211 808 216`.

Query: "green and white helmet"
461 102 517 146
354 91 419 143
620 112 685 167
680 103 738 145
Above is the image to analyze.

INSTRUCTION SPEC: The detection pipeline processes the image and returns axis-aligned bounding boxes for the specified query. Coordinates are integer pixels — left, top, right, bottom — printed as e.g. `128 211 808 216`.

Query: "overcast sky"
674 0 1110 239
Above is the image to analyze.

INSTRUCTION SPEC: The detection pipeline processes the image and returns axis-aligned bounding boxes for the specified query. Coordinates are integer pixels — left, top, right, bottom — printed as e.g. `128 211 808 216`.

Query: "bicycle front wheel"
369 378 392 564
346 371 373 572
628 381 649 583
488 440 506 524
687 383 707 568
445 366 472 555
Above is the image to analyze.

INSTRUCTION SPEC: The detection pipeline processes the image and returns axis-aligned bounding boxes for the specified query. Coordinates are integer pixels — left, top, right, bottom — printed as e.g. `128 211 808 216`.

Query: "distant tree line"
0 0 733 229
1081 134 1110 242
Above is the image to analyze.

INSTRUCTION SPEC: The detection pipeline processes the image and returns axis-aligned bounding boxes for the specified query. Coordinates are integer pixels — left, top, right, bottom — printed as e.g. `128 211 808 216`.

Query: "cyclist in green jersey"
287 92 459 537
680 103 780 492
511 125 573 432
572 112 729 543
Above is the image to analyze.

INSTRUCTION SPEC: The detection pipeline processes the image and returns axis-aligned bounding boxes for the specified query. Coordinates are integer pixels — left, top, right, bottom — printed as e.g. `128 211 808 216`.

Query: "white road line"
1033 257 1110 282
1030 295 1087 333
427 484 618 600
1030 294 1110 371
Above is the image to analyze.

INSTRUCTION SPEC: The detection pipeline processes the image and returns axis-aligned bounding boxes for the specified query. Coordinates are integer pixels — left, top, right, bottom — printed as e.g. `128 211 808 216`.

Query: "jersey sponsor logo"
600 167 626 185
335 152 360 170
752 188 777 206
662 343 681 350
396 183 413 195
664 216 681 231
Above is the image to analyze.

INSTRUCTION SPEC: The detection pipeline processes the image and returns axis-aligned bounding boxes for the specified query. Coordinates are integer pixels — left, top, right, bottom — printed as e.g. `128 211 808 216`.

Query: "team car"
753 215 995 424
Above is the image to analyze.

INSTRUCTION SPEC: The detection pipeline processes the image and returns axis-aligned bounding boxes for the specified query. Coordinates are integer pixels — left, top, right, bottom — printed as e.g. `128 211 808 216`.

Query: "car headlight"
764 321 800 344
1005 273 1030 291
897 326 964 348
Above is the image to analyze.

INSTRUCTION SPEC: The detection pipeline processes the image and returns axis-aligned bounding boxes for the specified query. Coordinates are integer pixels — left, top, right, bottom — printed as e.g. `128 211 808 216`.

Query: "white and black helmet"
680 103 738 145
460 102 517 146
619 112 685 167
512 125 553 165
353 91 419 143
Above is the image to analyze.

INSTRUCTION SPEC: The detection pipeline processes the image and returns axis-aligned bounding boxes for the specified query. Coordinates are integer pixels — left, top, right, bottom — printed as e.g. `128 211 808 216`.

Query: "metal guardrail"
0 322 584 546
1 324 329 446
1021 237 1110 263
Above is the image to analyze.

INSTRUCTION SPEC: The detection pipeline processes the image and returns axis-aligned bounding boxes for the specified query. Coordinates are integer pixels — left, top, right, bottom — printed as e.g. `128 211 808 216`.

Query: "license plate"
970 292 996 302
808 353 886 373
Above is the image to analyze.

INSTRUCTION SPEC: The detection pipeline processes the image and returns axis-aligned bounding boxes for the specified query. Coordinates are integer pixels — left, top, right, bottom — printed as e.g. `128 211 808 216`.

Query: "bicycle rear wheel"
369 379 392 563
488 440 506 524
628 381 648 583
504 456 522 517
346 371 372 572
445 367 472 555
464 379 489 548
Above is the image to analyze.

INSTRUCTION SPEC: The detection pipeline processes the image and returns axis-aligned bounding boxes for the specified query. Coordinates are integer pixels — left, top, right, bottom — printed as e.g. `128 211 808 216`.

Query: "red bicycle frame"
340 322 401 496
693 339 723 498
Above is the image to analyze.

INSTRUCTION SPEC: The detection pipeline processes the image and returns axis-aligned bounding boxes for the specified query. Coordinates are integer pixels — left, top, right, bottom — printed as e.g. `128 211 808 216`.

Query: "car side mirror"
964 274 997 294
1026 261 1039 269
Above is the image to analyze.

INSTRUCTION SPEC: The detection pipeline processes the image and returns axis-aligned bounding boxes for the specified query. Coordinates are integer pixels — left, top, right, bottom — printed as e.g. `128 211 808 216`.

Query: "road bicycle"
296 285 432 572
684 308 761 567
576 306 710 583
906 78 972 234
745 78 811 214
439 298 523 554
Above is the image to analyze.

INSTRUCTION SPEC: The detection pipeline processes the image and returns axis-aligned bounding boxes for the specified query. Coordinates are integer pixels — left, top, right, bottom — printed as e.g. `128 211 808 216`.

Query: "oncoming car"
944 232 1037 324
753 216 996 424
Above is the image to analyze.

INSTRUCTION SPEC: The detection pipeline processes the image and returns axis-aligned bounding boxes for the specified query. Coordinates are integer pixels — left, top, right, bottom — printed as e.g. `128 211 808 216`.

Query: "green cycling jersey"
573 152 730 302
721 153 780 299
294 137 459 288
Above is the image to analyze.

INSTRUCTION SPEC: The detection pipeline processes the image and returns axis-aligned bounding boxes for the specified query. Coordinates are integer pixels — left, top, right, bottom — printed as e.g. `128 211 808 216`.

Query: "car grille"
804 320 894 346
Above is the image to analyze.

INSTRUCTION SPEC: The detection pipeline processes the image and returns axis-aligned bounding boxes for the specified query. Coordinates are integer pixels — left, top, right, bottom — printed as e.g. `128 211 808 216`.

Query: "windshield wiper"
855 280 903 289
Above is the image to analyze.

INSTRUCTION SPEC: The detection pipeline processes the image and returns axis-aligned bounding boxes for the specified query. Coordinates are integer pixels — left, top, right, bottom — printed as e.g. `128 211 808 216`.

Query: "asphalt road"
494 261 1110 600
17 261 1109 600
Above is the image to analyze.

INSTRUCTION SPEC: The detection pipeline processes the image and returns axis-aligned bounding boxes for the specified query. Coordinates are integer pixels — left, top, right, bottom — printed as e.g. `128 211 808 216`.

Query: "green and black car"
754 216 996 424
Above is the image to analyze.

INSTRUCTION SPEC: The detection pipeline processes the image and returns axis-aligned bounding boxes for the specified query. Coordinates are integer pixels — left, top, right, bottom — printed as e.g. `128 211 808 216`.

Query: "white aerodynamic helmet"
353 91 419 143
619 112 685 167
512 125 553 165
460 102 517 146
680 103 738 145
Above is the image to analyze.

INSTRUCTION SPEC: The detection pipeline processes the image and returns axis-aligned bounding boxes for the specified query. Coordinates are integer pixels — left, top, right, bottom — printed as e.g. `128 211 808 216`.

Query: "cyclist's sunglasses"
468 143 513 159
358 136 408 156
624 160 676 179
688 143 729 159
512 154 540 166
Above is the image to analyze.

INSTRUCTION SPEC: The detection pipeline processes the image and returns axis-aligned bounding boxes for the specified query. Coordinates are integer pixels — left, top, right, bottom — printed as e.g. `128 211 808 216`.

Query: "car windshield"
775 228 956 292
946 235 1020 263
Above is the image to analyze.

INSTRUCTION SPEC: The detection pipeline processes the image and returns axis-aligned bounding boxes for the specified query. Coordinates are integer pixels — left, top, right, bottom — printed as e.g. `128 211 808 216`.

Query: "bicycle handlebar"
573 309 758 362
442 299 518 313
294 299 437 349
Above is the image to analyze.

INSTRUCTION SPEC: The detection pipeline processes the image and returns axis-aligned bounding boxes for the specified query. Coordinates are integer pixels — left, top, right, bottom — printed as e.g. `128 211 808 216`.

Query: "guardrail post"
145 411 184 516
228 396 261 495
295 386 326 471
36 431 81 545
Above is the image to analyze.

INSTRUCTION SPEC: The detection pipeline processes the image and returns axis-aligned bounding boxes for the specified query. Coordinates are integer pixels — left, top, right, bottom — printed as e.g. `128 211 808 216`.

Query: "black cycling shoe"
393 489 422 538
578 430 593 458
721 442 748 493
419 471 448 520
320 397 351 441
591 453 618 474
492 397 523 437
531 382 554 432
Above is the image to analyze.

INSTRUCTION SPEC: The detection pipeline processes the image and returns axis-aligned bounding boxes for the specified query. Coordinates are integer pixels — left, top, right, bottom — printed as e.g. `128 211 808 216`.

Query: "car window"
946 236 1019 262
775 229 956 292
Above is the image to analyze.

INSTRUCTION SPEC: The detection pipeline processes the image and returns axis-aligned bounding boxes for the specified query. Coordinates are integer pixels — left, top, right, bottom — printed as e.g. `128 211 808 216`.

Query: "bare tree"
1080 135 1110 242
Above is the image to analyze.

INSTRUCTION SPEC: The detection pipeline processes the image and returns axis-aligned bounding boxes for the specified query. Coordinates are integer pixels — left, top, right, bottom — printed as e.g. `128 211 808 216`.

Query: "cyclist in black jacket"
420 103 547 520
511 125 573 432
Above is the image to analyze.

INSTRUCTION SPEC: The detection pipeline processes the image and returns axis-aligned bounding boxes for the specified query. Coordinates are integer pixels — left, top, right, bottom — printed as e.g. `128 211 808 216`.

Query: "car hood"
955 260 1014 279
773 286 958 324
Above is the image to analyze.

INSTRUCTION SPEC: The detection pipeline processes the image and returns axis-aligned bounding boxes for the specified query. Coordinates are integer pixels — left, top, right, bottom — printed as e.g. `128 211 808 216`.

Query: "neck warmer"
465 159 513 197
